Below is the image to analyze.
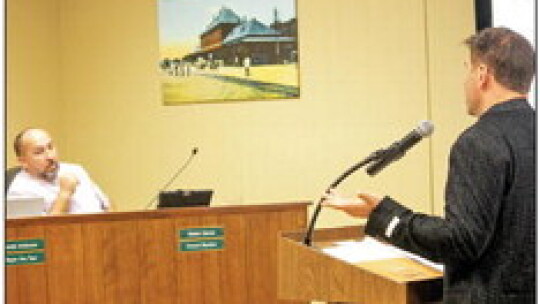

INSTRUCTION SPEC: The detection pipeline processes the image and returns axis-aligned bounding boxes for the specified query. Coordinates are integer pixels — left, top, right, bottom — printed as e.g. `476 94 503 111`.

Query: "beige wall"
7 0 473 225
7 0 62 163
426 0 476 215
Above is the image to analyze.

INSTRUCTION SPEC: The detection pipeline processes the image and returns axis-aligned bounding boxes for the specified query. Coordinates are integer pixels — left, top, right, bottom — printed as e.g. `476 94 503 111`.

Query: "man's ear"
476 63 490 89
17 156 28 169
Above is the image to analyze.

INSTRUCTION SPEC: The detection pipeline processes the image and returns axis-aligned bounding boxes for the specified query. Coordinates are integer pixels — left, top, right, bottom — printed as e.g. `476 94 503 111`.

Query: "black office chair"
5 167 22 193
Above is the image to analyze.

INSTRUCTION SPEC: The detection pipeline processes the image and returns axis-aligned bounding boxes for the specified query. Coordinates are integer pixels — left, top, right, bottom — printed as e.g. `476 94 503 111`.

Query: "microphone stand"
303 149 387 246
144 148 198 210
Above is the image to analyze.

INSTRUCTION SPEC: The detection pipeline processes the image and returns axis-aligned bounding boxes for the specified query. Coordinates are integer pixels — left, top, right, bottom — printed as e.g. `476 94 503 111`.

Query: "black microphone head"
192 147 199 155
366 120 434 176
416 120 434 137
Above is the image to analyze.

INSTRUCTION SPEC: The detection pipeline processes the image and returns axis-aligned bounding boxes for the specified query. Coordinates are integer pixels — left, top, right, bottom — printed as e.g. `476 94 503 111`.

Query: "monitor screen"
158 189 213 208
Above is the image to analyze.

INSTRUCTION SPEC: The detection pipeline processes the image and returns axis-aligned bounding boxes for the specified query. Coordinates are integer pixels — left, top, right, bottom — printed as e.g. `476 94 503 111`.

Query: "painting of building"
158 0 299 105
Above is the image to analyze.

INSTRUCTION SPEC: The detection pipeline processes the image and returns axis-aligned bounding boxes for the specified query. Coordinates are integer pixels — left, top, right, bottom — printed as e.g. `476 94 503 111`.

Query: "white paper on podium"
322 237 443 272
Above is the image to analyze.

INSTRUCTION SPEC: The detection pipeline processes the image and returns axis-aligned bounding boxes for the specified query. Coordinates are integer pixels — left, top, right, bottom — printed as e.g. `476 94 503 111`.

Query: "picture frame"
158 0 300 105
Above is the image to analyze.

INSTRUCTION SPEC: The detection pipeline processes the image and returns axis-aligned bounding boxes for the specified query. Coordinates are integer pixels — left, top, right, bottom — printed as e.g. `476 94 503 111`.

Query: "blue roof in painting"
203 7 242 35
223 18 282 45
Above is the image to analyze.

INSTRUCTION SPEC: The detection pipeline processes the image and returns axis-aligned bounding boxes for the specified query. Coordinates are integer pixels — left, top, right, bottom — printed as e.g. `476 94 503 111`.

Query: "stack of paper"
322 237 443 272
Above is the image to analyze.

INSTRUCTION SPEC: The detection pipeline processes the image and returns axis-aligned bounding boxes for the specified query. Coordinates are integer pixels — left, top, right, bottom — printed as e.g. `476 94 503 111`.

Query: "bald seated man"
7 128 110 214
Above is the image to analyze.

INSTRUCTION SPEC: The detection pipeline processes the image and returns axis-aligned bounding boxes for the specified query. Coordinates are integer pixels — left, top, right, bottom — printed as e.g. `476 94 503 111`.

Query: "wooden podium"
278 226 443 304
7 202 309 304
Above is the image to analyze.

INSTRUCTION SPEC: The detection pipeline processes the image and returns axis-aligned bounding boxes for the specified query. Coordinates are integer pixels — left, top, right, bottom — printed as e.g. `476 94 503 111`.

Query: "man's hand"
58 173 79 196
322 189 382 218
49 173 79 214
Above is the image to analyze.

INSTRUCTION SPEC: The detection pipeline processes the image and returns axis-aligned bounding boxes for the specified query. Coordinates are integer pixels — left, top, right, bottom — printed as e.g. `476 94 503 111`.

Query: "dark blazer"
365 99 536 304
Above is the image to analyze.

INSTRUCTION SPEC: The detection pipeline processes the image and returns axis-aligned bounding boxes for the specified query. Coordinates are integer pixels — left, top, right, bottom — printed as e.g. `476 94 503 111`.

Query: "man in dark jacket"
324 27 535 303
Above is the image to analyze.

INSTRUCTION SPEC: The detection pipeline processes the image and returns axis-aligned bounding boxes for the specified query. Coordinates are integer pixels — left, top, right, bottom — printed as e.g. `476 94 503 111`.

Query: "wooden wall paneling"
103 220 142 304
218 214 249 304
279 209 307 237
200 215 223 304
246 211 281 303
138 218 178 304
81 222 108 304
11 226 49 304
174 216 204 303
45 224 84 303
6 227 19 304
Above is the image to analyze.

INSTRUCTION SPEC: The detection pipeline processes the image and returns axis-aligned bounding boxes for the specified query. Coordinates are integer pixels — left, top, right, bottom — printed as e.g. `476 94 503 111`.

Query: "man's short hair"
465 27 535 94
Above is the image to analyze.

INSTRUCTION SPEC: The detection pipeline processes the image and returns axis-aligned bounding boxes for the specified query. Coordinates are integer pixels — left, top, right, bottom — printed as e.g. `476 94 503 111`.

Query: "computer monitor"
6 197 45 218
158 189 213 208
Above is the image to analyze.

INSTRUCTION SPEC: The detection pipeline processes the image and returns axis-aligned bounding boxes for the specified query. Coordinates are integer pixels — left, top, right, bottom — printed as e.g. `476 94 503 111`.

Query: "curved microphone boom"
303 150 383 246
303 121 434 246
144 147 199 209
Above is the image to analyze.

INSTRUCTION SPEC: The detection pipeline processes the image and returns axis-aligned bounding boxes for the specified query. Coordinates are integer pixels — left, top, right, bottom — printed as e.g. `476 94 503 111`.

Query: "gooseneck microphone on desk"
303 121 434 246
144 147 199 209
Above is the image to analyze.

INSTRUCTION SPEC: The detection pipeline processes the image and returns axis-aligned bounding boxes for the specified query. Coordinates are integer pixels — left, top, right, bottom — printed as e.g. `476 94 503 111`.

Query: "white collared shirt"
7 163 109 214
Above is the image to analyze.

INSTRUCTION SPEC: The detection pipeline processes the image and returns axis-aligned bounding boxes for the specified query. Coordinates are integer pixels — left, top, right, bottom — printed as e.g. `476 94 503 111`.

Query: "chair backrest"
5 167 22 193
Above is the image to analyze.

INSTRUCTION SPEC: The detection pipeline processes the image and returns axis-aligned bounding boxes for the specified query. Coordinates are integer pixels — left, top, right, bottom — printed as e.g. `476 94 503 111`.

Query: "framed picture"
158 0 300 105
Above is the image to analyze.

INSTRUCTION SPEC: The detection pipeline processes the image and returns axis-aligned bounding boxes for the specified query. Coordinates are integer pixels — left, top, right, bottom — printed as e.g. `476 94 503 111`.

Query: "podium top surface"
316 239 442 283
353 257 442 283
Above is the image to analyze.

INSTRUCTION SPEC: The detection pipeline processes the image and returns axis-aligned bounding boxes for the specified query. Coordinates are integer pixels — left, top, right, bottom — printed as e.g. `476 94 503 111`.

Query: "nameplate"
6 238 46 266
6 252 45 266
178 227 225 252
179 227 224 239
179 239 224 252
6 239 45 252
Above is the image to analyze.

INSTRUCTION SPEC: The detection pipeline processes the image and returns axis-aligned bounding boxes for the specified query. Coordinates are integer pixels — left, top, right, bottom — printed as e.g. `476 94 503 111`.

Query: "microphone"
303 121 434 246
144 147 199 209
366 120 434 176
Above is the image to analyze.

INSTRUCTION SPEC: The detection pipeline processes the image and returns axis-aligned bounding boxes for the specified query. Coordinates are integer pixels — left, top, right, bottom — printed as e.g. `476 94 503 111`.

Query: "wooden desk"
7 202 309 304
